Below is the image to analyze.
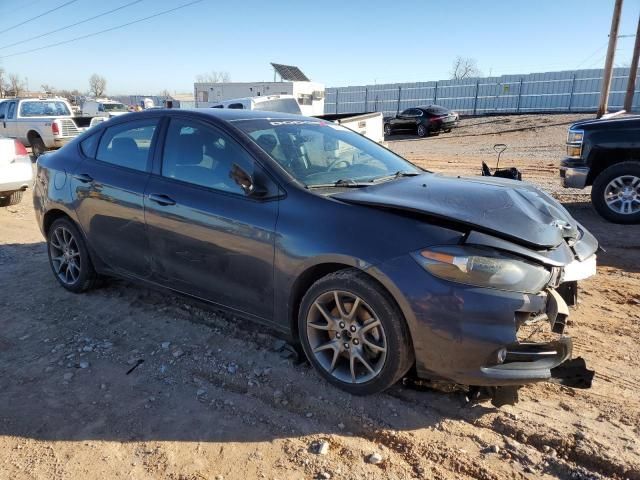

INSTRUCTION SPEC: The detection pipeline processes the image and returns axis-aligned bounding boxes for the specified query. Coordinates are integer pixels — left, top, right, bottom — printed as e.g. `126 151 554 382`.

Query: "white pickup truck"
210 95 385 143
0 97 95 158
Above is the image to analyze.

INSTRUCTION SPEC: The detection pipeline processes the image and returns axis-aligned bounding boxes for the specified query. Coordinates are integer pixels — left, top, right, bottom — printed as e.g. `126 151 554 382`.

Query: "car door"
144 116 278 321
72 117 160 278
0 101 17 138
395 108 416 131
0 101 8 137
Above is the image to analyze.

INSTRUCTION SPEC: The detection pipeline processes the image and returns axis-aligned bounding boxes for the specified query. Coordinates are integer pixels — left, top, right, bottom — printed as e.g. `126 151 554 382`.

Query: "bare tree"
8 73 25 97
195 70 230 83
450 56 481 80
41 83 56 94
0 68 5 97
88 73 107 97
159 89 171 99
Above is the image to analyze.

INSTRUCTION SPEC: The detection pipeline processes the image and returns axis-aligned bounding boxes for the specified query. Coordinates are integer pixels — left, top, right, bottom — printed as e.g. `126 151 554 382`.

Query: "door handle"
148 193 176 206
73 173 93 183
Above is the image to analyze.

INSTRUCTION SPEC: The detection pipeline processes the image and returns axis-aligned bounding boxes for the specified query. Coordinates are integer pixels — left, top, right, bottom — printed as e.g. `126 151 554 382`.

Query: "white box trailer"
194 81 325 116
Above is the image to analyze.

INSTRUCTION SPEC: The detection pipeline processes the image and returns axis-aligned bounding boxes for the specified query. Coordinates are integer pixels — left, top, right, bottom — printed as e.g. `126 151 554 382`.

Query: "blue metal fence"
325 68 640 116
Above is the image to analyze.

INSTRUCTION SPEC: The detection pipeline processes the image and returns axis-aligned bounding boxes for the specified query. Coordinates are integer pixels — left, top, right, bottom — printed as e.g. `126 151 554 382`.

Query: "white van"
210 95 302 114
82 99 128 118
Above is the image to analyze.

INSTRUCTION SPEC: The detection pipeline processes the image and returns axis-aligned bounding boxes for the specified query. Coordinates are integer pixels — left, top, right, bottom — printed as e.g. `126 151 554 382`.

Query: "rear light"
430 116 443 122
52 122 60 135
14 140 28 156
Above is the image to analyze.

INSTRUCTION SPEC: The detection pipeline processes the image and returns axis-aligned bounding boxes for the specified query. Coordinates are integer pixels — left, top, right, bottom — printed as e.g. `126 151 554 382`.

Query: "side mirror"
230 163 267 197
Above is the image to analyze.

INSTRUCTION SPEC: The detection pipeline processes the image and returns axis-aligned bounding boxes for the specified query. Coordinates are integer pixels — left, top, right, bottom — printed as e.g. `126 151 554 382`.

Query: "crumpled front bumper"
371 253 595 388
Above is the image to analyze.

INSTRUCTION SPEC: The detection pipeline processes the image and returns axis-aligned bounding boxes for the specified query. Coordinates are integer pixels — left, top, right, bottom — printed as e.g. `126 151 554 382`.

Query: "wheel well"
27 130 42 144
43 209 72 236
288 263 408 345
587 149 640 185
288 263 355 340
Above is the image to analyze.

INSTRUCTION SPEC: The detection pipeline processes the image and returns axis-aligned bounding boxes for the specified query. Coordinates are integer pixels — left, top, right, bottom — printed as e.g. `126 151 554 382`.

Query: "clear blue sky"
1 0 639 95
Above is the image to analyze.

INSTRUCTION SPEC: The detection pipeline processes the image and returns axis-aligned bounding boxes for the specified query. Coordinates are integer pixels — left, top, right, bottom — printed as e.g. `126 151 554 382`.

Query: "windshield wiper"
307 178 375 189
371 170 421 183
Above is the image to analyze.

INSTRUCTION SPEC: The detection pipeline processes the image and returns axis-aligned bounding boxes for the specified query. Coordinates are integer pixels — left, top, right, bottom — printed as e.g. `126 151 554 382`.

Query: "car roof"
132 107 316 122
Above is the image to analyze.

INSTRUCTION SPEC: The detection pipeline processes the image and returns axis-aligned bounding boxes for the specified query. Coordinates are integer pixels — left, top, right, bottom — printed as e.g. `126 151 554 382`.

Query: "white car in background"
0 137 32 207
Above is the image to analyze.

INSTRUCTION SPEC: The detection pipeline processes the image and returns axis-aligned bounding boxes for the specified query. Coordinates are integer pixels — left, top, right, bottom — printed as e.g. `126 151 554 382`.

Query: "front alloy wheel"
306 290 387 384
299 269 413 395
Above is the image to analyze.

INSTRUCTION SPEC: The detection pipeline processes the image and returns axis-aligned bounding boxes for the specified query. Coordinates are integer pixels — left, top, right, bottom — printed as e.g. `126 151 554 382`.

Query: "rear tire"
298 268 414 395
591 161 640 224
47 218 98 292
417 124 429 137
28 133 46 159
0 190 23 207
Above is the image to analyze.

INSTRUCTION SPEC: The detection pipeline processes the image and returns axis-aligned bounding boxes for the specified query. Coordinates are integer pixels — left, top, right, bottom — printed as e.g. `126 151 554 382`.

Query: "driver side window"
161 118 255 195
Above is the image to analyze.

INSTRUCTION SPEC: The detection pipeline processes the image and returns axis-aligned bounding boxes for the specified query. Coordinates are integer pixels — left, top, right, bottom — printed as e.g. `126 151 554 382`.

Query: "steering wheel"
327 158 351 172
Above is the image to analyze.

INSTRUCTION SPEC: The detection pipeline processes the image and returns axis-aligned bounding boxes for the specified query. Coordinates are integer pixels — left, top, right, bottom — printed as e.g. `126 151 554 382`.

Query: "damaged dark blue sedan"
33 109 597 401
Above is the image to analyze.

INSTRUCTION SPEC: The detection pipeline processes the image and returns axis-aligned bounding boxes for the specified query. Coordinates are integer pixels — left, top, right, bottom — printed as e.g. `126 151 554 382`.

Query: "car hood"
333 173 579 249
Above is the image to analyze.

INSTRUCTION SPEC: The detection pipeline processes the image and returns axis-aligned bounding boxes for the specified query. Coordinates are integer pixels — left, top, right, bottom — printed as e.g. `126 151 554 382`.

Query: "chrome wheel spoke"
363 337 386 353
360 319 382 335
346 297 361 320
354 351 375 374
312 301 336 330
333 291 348 318
313 339 338 354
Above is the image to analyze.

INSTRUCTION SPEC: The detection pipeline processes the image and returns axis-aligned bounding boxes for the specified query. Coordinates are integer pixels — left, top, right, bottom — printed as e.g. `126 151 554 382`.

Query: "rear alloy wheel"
0 190 23 207
417 124 429 137
591 161 640 224
47 218 98 292
299 269 413 395
384 123 392 136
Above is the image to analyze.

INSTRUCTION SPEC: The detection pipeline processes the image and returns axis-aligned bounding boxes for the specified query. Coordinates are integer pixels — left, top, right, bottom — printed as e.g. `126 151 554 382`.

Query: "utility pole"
597 0 624 118
624 15 640 111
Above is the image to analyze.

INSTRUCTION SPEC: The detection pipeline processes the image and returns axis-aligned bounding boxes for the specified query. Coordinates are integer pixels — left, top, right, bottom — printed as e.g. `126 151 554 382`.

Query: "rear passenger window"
96 119 158 171
161 118 255 195
79 132 100 158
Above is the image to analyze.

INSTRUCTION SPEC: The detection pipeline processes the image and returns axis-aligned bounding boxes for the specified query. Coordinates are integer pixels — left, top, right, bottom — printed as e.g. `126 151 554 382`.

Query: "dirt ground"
1 114 639 480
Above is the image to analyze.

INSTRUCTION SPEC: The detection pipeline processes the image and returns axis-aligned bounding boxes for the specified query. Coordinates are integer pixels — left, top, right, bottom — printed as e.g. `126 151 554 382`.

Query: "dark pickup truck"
560 115 640 224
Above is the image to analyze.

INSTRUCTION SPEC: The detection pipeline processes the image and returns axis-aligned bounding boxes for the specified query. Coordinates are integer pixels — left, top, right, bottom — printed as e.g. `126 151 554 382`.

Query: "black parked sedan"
384 105 458 137
33 108 597 399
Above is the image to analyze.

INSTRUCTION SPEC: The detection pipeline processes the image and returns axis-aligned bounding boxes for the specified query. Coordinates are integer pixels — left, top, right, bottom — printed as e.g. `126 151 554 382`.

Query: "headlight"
566 129 584 158
411 246 552 293
567 130 583 143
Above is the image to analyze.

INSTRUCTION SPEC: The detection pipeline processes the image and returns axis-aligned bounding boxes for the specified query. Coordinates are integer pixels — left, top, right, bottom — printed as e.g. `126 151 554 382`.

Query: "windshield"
253 99 302 114
19 101 71 117
232 119 421 186
103 103 127 112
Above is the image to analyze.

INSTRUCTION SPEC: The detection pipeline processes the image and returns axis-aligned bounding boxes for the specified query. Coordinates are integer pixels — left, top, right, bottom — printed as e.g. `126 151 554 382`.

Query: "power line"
0 0 204 59
0 0 145 50
0 0 79 35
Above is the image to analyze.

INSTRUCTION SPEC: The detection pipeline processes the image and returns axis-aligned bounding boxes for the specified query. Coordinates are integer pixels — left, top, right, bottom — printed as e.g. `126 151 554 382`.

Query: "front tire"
298 269 414 395
0 190 23 207
591 161 640 224
47 218 98 292
384 123 392 136
417 124 429 137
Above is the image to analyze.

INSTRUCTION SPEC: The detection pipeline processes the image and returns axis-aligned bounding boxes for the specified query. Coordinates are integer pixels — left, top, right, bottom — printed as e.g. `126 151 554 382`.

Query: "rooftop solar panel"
271 63 310 81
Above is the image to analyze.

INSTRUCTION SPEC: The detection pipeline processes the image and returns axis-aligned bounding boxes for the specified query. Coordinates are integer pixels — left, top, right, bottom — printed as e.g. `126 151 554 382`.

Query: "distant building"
194 63 325 116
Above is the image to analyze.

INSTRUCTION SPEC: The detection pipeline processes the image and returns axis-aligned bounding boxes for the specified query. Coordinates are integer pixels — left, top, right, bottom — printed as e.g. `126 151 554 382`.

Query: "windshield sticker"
269 120 323 126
